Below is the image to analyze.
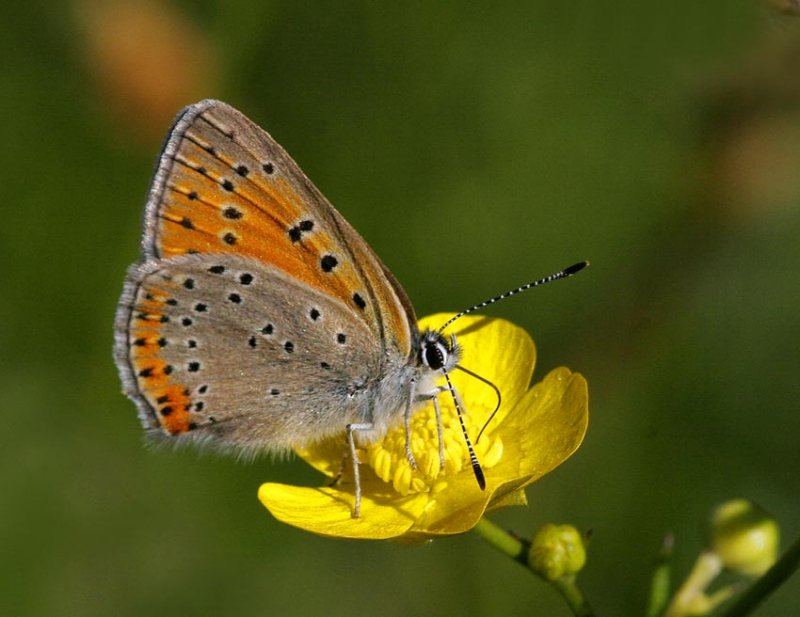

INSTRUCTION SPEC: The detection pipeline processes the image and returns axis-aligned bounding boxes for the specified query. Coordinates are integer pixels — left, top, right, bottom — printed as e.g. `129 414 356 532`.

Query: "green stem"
550 576 596 617
716 531 800 617
473 517 528 564
663 550 723 617
646 535 674 617
473 517 596 617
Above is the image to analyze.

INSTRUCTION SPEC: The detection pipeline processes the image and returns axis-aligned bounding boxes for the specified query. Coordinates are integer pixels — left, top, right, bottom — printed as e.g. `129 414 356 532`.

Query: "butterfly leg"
412 384 448 473
327 454 348 487
346 422 373 518
430 393 446 471
403 378 419 471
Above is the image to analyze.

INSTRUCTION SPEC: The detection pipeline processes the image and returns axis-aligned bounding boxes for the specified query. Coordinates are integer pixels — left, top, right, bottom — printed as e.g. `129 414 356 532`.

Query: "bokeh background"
3 1 799 615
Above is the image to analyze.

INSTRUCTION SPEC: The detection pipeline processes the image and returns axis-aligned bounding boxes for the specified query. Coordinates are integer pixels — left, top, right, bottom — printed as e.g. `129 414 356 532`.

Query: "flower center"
365 396 504 496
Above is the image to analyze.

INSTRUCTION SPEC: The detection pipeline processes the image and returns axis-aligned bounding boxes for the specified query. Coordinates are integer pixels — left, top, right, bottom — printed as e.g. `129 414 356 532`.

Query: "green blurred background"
2 1 799 615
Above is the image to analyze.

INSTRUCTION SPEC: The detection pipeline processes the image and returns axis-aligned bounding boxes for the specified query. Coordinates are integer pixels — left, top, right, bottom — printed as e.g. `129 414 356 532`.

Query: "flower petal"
492 367 589 485
258 480 428 539
406 472 490 536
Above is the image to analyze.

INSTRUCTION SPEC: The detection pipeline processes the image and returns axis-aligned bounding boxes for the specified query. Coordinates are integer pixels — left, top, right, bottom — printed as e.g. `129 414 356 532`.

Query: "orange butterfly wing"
120 101 417 437
141 100 416 353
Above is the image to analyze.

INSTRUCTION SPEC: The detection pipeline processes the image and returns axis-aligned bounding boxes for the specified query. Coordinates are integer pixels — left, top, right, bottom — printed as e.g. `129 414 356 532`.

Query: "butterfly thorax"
360 329 460 442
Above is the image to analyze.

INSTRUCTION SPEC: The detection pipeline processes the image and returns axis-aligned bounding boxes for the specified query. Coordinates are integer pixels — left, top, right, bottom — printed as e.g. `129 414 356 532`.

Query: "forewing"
140 99 415 358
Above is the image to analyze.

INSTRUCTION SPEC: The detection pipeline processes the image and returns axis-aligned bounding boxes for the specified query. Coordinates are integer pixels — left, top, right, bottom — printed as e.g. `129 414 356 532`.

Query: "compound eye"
423 341 447 370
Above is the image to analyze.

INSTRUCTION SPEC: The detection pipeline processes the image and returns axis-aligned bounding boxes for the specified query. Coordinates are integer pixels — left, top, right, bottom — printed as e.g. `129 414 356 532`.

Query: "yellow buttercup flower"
259 313 589 540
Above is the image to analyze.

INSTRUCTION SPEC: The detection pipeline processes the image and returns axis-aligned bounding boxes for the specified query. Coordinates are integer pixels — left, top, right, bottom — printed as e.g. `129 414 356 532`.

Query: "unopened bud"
709 498 779 577
528 523 586 581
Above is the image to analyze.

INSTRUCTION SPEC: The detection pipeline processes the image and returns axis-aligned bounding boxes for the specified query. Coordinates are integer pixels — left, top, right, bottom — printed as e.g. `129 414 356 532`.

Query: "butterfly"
114 100 586 516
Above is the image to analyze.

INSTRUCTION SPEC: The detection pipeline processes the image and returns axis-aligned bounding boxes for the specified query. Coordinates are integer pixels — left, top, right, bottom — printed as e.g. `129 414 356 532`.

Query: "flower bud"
709 498 779 577
528 523 586 581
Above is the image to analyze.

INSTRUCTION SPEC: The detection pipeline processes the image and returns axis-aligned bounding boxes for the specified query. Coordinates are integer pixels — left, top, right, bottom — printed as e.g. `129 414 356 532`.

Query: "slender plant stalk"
550 576 595 617
473 517 528 564
646 535 674 617
663 550 723 617
473 517 596 617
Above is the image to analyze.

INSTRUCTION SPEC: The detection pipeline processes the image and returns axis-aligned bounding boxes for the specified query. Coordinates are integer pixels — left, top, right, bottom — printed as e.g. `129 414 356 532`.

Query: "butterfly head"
418 330 461 373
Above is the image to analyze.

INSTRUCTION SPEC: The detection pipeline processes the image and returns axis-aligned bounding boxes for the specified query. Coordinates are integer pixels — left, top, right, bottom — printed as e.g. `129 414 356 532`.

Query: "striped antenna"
443 369 485 489
436 261 589 334
439 260 589 491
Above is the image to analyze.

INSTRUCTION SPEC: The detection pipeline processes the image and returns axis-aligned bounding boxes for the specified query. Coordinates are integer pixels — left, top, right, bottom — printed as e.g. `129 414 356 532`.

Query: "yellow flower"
259 313 589 540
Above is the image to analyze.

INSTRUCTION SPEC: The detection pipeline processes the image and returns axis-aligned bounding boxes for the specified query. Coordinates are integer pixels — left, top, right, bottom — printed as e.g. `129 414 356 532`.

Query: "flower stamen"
366 395 503 496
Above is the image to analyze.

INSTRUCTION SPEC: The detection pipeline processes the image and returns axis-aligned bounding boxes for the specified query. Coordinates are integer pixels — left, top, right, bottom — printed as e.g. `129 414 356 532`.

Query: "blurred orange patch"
75 0 220 141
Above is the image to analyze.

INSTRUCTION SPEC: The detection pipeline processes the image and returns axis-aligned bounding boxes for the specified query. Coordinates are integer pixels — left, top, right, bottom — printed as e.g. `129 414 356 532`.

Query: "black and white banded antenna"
441 369 486 489
436 261 589 335
440 260 589 469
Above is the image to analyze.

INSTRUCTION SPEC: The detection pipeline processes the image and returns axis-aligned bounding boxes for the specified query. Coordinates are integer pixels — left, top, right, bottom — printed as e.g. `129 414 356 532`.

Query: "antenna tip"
473 463 486 490
564 261 589 276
